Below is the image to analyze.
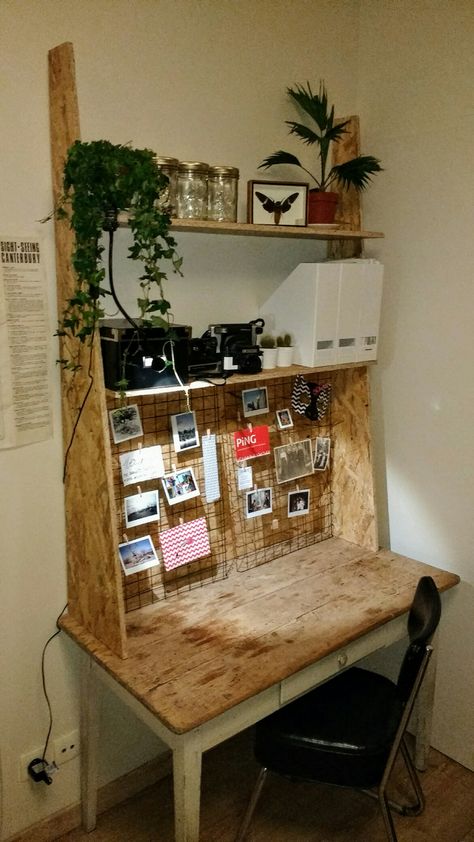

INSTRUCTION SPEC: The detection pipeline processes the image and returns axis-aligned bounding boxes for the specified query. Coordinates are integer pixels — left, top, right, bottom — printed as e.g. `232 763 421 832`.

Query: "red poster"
233 426 270 461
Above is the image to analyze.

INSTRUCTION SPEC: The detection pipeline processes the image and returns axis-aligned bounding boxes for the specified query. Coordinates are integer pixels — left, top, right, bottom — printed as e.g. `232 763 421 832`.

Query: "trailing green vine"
47 139 183 371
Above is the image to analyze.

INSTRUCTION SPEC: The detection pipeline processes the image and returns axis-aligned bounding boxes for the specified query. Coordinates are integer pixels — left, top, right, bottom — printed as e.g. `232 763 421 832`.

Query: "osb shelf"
110 361 376 399
117 213 384 241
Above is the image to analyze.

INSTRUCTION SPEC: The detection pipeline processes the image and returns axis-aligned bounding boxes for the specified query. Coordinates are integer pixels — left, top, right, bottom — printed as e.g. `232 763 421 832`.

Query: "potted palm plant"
259 80 382 224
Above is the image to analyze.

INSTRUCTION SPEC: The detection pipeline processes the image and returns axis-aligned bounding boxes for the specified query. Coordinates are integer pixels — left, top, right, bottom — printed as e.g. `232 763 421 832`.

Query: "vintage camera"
188 319 264 377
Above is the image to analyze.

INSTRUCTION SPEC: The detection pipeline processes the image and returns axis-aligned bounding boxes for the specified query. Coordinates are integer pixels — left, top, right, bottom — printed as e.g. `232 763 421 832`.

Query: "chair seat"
255 667 404 788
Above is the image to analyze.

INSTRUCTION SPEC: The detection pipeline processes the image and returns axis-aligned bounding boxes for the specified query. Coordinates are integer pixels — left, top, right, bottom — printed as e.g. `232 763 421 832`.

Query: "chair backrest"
397 576 441 703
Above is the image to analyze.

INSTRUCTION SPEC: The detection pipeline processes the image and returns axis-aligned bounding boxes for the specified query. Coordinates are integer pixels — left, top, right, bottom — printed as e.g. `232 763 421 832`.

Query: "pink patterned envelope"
159 517 211 571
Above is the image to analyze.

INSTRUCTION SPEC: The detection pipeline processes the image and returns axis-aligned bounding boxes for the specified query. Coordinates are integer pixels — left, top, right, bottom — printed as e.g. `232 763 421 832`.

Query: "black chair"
236 576 441 842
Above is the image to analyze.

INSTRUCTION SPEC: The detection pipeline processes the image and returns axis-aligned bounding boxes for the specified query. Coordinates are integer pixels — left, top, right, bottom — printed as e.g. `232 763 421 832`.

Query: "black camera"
188 319 264 377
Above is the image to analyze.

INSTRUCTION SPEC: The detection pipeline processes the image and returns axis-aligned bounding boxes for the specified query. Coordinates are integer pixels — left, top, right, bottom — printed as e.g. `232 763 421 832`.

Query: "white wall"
0 1 361 837
358 0 474 769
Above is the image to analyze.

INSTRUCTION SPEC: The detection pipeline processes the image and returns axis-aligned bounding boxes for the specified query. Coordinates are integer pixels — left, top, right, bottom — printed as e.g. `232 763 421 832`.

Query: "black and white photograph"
124 490 160 528
276 407 293 430
170 410 200 453
161 467 200 505
314 436 331 471
118 535 159 577
247 180 308 226
274 439 314 484
109 404 143 444
288 489 310 517
245 487 273 519
242 386 269 418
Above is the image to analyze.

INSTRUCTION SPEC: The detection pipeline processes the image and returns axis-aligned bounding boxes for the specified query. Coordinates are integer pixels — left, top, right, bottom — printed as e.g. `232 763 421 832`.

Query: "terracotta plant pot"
308 190 338 224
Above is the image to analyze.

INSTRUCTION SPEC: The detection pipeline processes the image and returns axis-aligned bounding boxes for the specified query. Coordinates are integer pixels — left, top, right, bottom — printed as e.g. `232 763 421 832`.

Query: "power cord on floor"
27 604 69 785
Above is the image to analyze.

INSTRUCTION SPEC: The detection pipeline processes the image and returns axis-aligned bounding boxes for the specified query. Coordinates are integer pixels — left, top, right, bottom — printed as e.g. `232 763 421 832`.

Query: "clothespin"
137 485 142 496
123 533 129 543
247 422 253 432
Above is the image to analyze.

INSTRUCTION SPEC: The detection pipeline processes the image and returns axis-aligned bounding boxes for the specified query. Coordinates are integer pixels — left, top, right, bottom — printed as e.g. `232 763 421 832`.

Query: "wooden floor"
57 729 474 842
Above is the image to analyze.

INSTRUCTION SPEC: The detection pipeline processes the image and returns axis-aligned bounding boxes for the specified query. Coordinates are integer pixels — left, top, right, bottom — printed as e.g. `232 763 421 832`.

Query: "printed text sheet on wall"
0 235 52 449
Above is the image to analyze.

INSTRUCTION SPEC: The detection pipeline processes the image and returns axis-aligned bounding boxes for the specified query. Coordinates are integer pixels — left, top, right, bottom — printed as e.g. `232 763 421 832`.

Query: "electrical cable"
41 603 68 763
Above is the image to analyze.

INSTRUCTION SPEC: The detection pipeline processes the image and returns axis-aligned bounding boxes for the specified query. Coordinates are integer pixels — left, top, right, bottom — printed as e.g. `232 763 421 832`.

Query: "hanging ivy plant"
49 139 183 370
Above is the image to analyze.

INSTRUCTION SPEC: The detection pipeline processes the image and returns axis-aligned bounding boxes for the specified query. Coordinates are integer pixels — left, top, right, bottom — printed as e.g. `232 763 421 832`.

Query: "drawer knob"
337 652 348 668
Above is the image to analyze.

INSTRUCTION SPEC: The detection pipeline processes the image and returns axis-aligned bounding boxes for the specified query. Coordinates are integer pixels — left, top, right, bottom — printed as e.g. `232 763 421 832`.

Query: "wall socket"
53 730 80 765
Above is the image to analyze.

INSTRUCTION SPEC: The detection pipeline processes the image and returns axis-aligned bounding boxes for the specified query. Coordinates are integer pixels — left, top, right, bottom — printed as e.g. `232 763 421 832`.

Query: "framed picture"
118 535 159 577
247 180 308 227
161 467 200 506
276 407 293 430
170 410 200 453
314 436 331 471
245 487 273 519
242 386 269 418
109 404 143 444
274 439 314 484
288 489 310 517
124 489 160 528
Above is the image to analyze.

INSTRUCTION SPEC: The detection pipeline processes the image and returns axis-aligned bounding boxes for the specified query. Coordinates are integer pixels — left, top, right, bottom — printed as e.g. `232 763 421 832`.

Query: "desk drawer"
280 614 407 705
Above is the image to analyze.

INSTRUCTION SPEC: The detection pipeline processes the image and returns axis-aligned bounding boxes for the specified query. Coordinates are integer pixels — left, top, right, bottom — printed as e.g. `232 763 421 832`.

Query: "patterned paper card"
159 516 211 571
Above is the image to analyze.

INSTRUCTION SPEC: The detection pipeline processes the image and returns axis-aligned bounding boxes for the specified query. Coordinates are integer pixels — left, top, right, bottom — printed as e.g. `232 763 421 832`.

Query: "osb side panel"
331 366 378 550
49 42 127 657
327 115 363 260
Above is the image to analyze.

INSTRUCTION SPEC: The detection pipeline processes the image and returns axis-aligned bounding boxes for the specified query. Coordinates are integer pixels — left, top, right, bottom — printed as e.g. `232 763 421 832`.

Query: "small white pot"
276 346 294 367
261 347 278 370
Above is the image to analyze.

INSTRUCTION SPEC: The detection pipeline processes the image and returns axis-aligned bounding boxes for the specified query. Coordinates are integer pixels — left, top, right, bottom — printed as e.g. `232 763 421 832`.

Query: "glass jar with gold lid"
207 165 239 222
176 161 209 219
154 156 179 216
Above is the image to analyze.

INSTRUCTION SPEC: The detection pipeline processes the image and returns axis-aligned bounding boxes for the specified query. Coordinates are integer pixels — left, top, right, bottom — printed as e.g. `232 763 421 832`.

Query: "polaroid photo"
276 407 293 430
242 386 269 418
274 439 314 484
119 445 165 486
245 487 273 519
109 404 143 444
118 535 159 577
288 489 310 517
124 489 159 528
314 436 331 471
161 467 200 506
171 410 200 453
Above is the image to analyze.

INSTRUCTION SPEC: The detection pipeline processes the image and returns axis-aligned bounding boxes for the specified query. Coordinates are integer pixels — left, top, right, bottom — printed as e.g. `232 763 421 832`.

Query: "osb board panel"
331 366 378 549
220 373 333 570
59 537 460 734
106 386 228 609
49 42 127 656
327 115 363 260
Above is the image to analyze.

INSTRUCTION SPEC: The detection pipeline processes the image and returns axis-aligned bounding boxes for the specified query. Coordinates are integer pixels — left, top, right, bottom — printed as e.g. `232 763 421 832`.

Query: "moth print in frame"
247 180 308 226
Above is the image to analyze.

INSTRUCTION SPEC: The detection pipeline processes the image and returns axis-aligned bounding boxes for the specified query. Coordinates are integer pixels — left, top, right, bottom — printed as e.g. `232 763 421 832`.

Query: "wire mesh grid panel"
221 371 334 572
107 385 227 612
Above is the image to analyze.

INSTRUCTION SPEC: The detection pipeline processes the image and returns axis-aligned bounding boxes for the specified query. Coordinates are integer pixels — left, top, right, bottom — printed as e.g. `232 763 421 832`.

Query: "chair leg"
379 790 399 842
399 737 425 816
235 767 268 842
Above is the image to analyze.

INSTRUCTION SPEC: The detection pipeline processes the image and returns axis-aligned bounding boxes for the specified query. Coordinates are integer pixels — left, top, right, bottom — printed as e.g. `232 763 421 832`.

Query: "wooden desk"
60 538 459 842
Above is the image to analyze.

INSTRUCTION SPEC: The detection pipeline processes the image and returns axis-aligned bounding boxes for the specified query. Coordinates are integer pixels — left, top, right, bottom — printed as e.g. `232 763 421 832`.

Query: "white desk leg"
80 655 99 831
414 635 438 771
172 735 202 842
